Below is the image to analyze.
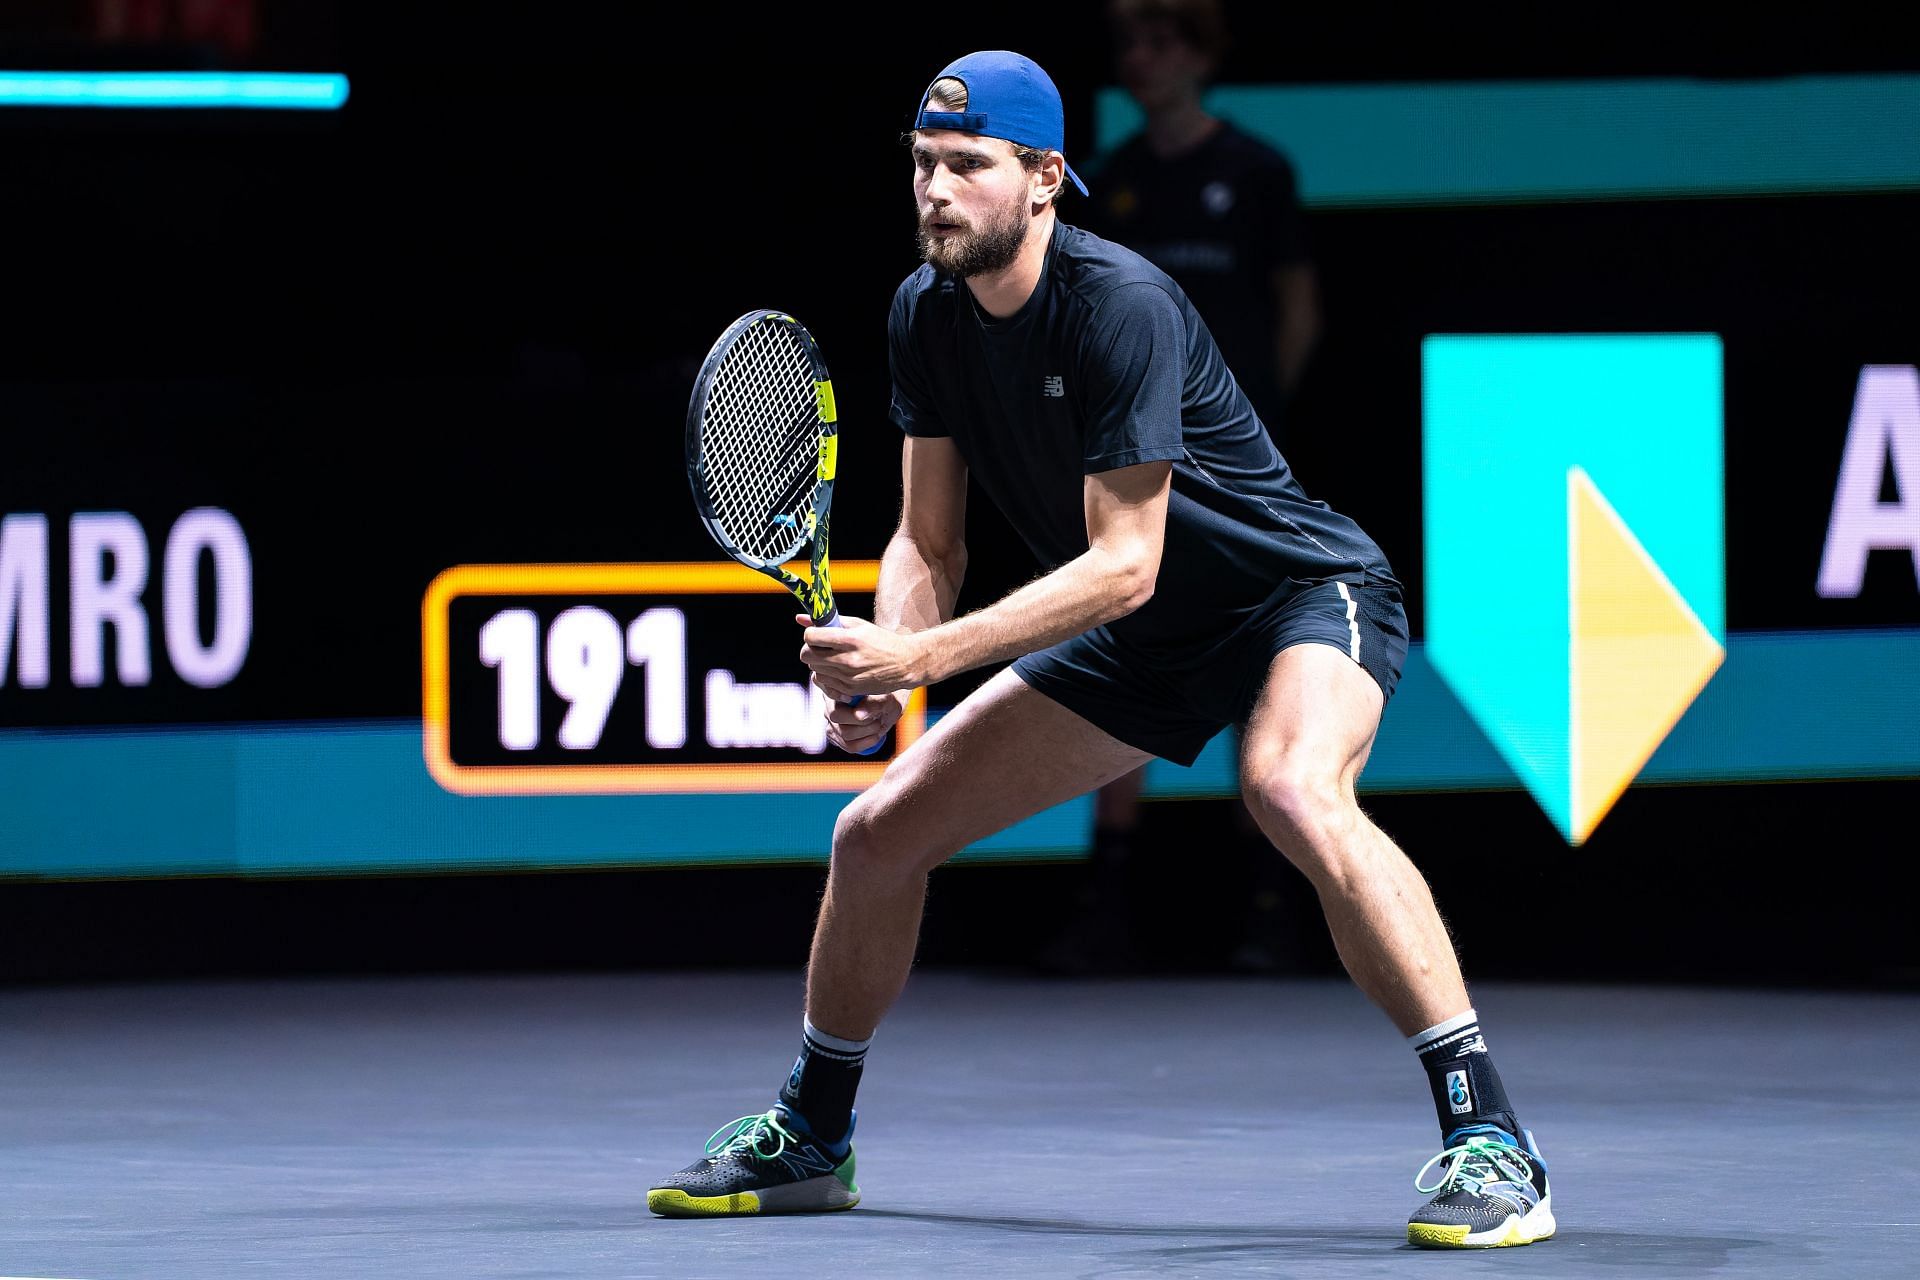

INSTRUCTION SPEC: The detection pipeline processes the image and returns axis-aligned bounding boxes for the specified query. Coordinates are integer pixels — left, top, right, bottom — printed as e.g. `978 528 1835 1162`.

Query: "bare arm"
1273 262 1322 396
803 436 968 751
801 460 1172 698
911 459 1171 685
873 435 969 636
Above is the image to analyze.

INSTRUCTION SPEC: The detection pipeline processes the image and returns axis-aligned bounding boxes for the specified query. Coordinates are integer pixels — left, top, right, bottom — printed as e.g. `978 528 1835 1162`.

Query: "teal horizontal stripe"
0 723 1089 878
1641 630 1920 784
1093 75 1920 206
1 630 1913 877
1142 628 1920 797
0 72 348 110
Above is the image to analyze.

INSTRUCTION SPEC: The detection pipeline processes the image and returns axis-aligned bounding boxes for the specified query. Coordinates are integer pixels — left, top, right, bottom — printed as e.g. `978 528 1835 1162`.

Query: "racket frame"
685 308 844 626
686 308 883 754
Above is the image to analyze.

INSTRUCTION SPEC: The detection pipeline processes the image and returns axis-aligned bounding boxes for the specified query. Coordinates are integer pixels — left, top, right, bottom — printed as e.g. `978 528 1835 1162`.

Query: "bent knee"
830 789 944 882
1243 759 1361 865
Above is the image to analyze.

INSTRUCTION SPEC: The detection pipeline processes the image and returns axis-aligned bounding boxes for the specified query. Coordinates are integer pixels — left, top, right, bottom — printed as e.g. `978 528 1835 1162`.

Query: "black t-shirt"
1078 121 1309 433
887 220 1395 654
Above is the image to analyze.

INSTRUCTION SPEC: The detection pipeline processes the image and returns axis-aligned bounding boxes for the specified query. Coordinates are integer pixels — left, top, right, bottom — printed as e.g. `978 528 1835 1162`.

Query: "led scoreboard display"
421 561 927 795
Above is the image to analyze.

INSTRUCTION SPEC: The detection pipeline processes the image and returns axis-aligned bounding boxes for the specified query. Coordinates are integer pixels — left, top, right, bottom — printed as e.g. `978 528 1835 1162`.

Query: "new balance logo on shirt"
1042 375 1064 397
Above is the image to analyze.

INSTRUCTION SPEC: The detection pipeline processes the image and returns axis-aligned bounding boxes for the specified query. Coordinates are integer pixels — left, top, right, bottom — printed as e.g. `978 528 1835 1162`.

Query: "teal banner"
1094 75 1920 207
3 631 1915 878
1140 630 1920 798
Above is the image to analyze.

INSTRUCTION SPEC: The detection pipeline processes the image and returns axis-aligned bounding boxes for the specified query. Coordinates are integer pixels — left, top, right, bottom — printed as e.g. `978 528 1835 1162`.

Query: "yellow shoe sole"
1408 1212 1555 1248
649 1188 764 1217
647 1186 861 1218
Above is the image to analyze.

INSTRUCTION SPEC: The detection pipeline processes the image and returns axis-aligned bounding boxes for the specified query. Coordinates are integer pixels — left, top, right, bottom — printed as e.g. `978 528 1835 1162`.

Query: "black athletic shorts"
1010 578 1410 767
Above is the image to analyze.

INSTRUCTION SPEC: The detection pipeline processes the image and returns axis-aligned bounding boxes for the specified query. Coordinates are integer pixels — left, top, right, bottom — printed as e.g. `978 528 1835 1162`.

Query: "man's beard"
917 199 1029 278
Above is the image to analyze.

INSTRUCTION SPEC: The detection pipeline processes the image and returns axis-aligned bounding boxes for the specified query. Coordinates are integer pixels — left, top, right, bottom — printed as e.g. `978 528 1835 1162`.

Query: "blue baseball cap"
914 50 1088 196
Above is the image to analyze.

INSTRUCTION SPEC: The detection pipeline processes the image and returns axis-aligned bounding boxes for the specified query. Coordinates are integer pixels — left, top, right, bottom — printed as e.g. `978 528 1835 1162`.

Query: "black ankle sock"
776 1018 868 1148
1410 1010 1521 1143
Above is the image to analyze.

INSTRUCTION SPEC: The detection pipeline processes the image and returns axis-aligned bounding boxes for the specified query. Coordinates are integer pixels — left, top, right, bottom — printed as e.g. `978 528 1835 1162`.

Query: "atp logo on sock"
1423 334 1726 845
1447 1069 1473 1114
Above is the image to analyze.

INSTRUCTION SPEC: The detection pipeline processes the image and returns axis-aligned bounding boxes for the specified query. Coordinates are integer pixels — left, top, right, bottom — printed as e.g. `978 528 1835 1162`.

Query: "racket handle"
824 614 885 757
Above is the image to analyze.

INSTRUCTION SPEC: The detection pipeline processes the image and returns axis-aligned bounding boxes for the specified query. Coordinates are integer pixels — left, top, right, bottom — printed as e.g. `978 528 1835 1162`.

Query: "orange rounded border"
421 561 922 795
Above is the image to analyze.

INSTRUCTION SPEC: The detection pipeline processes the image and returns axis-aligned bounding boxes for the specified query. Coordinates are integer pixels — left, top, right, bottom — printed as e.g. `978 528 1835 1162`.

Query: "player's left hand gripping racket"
685 309 885 756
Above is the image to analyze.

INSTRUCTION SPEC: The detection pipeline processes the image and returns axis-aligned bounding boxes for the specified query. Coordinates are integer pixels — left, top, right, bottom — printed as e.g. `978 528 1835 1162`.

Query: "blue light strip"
0 72 348 111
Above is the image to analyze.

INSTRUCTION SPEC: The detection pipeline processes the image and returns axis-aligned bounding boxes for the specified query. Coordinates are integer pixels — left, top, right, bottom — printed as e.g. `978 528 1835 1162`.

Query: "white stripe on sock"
1409 1008 1478 1053
803 1017 872 1056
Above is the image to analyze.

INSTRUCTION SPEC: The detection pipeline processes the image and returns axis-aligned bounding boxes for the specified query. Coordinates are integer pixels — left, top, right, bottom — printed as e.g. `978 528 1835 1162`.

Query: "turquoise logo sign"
1423 335 1727 844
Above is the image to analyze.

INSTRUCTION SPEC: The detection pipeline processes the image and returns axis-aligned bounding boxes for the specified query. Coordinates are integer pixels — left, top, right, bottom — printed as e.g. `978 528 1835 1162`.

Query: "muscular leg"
808 668 1151 1039
1240 650 1547 1247
1237 644 1467 1034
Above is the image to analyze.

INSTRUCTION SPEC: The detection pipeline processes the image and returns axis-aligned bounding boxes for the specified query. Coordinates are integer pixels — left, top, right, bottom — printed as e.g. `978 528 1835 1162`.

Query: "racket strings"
699 322 822 564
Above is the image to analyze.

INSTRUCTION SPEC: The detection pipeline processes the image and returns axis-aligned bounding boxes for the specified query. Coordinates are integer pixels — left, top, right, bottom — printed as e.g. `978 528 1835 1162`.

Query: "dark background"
2 2 1916 987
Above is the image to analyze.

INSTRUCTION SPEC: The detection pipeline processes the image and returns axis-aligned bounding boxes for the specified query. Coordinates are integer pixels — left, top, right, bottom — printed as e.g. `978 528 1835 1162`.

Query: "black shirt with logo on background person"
1078 119 1312 445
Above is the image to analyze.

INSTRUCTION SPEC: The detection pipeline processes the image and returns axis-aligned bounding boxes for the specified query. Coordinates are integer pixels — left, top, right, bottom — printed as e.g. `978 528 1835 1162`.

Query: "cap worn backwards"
913 50 1089 197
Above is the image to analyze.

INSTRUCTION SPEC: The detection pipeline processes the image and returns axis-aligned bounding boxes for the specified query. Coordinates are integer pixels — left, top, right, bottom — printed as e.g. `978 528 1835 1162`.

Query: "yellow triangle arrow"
1569 466 1725 845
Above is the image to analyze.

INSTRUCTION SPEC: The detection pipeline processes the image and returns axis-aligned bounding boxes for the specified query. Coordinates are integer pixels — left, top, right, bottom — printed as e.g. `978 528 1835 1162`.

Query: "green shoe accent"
834 1144 858 1193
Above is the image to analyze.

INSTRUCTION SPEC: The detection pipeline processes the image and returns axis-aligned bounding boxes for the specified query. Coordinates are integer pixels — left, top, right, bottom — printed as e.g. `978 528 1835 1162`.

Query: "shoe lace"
1414 1136 1534 1196
705 1110 799 1163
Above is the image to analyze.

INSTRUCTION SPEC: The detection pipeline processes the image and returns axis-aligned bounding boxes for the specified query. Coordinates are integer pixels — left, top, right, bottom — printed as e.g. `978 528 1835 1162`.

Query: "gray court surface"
4 971 1917 1279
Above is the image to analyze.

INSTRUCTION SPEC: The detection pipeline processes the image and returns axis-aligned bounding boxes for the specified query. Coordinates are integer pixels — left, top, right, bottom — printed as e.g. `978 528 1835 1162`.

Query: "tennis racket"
685 308 884 756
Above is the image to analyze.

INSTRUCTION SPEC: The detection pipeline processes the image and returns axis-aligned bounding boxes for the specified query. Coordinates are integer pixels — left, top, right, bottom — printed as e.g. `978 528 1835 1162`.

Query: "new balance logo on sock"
1417 1026 1484 1059
1042 375 1064 397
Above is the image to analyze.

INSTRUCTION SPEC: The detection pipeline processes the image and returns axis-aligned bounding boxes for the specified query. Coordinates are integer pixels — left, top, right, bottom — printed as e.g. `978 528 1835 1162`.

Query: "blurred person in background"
1042 0 1324 976
93 0 258 61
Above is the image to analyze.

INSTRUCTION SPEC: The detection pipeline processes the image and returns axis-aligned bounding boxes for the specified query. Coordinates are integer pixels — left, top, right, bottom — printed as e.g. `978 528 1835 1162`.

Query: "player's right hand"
822 685 906 756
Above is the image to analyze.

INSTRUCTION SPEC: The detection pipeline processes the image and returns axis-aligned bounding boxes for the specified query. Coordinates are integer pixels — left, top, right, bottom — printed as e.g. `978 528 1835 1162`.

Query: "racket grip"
824 614 885 757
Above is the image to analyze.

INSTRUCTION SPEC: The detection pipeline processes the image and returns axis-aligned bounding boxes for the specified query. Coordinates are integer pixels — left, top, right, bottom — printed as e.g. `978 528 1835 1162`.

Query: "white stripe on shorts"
1335 581 1361 662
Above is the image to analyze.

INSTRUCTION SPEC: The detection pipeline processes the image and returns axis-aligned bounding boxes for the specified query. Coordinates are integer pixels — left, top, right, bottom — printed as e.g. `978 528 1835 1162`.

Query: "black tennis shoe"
648 1105 859 1217
1406 1123 1555 1248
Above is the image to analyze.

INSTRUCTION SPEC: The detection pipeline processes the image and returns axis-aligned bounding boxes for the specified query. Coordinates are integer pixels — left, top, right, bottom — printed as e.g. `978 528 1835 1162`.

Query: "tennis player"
649 49 1554 1249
